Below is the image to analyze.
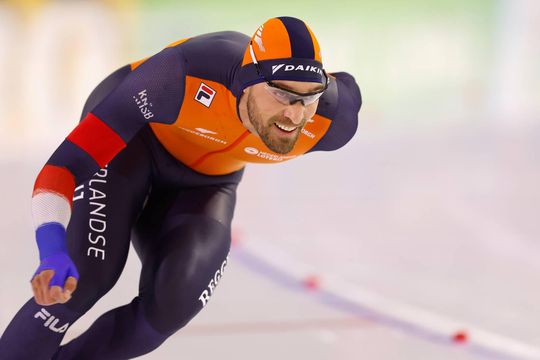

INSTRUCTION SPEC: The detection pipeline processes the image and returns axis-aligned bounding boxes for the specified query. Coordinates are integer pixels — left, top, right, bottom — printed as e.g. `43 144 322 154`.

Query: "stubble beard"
246 93 303 155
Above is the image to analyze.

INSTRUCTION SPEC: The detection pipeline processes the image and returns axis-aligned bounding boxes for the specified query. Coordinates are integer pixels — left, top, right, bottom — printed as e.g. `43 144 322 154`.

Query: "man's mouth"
274 122 298 133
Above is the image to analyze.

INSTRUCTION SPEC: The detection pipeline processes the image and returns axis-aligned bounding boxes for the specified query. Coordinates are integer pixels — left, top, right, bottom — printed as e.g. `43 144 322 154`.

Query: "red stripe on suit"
67 113 127 168
33 165 76 207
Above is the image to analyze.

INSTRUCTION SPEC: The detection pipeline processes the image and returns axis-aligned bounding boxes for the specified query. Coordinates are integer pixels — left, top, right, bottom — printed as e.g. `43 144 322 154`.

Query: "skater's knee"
142 250 230 334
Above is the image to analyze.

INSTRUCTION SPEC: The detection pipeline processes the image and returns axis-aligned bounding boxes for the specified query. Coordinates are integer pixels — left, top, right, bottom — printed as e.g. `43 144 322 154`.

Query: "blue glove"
33 253 80 287
32 223 80 287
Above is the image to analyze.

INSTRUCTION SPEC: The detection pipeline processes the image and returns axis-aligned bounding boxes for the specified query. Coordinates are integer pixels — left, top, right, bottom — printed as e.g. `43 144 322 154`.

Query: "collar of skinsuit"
235 16 326 97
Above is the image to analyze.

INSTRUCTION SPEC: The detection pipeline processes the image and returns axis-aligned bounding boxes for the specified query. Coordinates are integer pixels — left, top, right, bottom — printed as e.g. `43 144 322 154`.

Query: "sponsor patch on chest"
195 82 216 107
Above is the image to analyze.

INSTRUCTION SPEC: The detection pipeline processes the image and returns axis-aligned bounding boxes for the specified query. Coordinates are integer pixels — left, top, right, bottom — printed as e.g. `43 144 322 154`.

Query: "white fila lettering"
195 83 216 108
198 256 229 307
34 308 69 333
133 89 154 119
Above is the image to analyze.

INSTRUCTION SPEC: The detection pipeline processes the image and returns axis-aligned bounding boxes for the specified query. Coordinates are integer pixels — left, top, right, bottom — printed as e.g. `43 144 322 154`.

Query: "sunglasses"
249 42 329 106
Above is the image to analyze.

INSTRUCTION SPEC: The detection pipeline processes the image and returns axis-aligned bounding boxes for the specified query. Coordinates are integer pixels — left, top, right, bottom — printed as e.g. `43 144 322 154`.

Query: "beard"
246 93 304 154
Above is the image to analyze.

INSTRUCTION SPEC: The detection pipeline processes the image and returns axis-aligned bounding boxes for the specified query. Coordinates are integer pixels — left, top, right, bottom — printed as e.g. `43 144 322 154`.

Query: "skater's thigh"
132 183 238 333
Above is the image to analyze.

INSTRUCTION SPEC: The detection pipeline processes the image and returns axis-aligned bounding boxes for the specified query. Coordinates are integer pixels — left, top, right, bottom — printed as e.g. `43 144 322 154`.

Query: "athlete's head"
237 16 328 154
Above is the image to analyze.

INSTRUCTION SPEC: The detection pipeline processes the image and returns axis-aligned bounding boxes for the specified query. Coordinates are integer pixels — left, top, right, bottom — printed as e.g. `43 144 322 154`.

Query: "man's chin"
263 137 296 154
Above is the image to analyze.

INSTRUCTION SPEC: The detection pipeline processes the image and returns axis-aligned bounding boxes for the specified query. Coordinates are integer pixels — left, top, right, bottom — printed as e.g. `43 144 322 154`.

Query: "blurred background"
0 0 539 359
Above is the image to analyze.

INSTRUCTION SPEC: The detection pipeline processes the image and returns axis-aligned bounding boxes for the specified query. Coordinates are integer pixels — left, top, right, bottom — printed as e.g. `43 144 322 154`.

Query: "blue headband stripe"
278 16 315 60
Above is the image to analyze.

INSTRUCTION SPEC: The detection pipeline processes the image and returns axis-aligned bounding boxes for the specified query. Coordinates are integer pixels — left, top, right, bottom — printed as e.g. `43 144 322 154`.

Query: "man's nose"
283 102 305 125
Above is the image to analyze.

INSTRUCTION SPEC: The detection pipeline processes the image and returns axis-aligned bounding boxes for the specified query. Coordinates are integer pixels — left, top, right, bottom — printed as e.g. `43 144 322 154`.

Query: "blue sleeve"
308 72 361 152
91 46 186 143
47 46 186 184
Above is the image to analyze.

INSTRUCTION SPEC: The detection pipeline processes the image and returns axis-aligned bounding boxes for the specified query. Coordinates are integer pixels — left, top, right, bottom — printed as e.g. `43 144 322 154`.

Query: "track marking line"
232 240 540 360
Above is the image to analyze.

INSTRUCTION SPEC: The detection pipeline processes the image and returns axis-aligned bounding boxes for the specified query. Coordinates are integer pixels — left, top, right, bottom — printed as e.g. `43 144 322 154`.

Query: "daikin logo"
271 64 323 75
271 64 285 74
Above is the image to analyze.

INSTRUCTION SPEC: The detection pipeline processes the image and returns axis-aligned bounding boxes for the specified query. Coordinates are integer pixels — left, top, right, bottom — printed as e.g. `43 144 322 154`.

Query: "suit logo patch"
195 83 216 107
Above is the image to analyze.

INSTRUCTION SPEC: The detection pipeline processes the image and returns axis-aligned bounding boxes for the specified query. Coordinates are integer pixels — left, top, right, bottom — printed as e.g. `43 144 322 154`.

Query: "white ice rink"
1 121 539 360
